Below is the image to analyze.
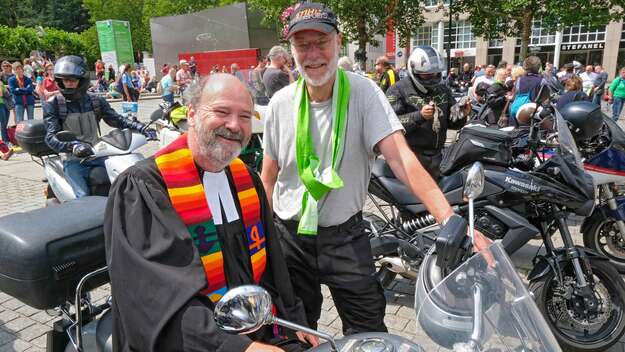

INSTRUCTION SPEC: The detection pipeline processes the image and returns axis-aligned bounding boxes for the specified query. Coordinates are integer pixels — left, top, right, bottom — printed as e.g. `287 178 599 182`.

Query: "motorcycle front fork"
601 184 625 239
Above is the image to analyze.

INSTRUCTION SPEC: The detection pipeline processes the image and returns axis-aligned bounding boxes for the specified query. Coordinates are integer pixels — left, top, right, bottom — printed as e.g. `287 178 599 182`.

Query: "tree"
451 0 624 61
0 0 90 32
247 0 424 67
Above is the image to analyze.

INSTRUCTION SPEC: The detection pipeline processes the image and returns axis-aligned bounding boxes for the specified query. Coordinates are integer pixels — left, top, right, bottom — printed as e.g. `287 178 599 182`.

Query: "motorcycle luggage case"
0 196 108 310
15 120 56 157
440 125 513 176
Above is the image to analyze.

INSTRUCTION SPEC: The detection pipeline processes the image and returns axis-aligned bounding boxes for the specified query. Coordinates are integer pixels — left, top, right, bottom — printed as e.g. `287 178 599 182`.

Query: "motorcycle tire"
582 212 625 273
529 258 625 352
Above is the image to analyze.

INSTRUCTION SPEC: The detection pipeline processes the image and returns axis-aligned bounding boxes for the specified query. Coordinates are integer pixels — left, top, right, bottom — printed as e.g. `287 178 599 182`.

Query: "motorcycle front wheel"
583 212 625 273
529 258 625 352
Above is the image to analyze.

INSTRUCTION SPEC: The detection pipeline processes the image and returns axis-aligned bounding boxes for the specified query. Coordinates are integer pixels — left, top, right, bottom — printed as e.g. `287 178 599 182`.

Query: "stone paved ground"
0 99 624 351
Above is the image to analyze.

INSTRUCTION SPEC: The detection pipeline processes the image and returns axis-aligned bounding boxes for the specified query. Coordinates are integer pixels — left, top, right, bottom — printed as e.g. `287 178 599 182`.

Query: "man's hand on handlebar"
71 142 94 158
141 126 158 140
245 342 284 352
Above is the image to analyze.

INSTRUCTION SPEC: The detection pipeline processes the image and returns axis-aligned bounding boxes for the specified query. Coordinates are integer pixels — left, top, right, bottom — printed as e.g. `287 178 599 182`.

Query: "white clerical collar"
202 171 240 225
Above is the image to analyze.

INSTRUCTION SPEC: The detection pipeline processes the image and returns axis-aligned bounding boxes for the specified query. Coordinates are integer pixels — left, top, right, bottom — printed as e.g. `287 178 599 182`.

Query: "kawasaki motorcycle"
368 99 625 351
215 183 562 352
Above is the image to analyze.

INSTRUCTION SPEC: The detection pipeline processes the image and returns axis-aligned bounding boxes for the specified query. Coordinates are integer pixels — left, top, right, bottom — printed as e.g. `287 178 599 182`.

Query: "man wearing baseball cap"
176 59 192 95
262 2 491 335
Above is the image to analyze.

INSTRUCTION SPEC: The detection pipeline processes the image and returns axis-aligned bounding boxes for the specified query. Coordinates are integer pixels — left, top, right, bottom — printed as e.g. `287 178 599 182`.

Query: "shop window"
412 25 433 47
562 24 606 44
434 20 476 50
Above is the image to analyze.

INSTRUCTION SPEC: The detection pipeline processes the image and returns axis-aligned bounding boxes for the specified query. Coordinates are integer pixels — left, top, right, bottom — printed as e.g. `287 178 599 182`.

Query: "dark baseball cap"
286 3 338 38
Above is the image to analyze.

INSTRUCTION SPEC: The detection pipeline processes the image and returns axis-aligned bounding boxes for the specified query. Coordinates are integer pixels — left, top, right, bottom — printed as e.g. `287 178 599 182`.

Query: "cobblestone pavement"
0 99 624 351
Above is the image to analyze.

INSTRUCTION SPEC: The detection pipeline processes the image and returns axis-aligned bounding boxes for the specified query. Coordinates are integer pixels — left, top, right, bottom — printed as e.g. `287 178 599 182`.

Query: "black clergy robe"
104 157 308 352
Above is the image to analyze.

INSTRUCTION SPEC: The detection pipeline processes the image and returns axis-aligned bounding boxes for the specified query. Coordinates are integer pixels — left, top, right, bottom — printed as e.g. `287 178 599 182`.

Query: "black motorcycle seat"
100 129 132 151
96 309 113 352
372 157 465 212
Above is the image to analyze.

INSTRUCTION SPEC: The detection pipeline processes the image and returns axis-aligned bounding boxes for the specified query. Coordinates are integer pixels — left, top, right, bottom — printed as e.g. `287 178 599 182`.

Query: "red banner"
386 19 396 59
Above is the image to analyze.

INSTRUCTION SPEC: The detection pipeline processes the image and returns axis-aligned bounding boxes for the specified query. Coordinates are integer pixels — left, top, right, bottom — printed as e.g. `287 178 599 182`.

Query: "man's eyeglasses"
292 38 333 52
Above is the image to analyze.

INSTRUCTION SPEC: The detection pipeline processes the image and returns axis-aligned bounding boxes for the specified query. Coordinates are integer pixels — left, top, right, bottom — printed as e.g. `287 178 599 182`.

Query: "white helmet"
408 46 446 94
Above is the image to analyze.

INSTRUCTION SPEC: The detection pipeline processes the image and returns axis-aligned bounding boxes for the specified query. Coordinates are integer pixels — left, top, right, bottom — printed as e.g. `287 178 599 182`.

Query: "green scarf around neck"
295 68 351 235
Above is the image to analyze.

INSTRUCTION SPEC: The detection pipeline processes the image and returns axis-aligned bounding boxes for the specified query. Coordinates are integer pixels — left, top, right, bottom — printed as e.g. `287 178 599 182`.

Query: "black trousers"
275 213 387 335
415 150 442 181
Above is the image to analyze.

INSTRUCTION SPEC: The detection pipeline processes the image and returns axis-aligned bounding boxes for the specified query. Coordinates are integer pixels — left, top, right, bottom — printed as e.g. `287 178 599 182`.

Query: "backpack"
509 79 531 127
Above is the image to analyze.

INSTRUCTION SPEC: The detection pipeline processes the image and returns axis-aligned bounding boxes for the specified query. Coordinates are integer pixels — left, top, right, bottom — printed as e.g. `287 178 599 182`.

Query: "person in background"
131 71 143 93
106 64 116 83
95 59 105 80
176 60 193 95
189 56 197 77
375 55 397 93
472 64 495 88
160 69 177 104
119 64 138 102
459 63 473 87
231 63 245 82
608 67 625 122
8 62 35 122
592 65 608 106
0 79 10 151
556 75 589 110
23 58 34 79
144 75 158 93
42 63 59 100
338 56 353 72
579 65 598 96
0 61 14 85
263 45 294 98
249 58 268 105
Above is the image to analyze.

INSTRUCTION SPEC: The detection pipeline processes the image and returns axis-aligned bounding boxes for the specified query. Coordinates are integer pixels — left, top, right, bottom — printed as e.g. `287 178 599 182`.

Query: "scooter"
213 167 561 351
15 119 148 202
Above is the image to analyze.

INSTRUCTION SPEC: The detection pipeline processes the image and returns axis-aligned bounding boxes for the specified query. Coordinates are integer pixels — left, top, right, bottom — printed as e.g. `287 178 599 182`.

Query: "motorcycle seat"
100 129 133 151
96 308 113 352
371 159 466 214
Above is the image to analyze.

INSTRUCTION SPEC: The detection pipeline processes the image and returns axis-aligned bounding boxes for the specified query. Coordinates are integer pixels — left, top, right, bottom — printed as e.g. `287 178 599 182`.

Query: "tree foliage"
0 25 96 63
451 0 624 61
247 0 424 66
0 0 90 32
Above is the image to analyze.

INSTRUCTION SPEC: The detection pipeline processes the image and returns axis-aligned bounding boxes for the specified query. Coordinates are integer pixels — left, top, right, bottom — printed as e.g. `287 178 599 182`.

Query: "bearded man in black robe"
104 74 318 352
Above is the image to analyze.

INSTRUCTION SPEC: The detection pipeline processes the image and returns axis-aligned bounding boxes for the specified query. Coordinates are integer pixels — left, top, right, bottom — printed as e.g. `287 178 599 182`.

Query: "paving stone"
321 299 334 311
16 323 49 342
0 339 31 352
29 312 56 325
1 300 23 312
2 318 35 334
318 310 339 325
0 311 19 325
0 294 13 305
0 329 15 346
28 335 46 349
383 315 409 331
385 303 400 314
397 306 416 320
14 306 38 318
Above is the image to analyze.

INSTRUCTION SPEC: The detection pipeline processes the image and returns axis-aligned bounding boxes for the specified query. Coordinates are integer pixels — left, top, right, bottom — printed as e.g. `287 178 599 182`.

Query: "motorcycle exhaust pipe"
378 257 407 274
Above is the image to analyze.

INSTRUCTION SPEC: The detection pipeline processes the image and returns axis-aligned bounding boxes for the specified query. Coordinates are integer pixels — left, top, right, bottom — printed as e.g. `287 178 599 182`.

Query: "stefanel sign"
560 42 605 51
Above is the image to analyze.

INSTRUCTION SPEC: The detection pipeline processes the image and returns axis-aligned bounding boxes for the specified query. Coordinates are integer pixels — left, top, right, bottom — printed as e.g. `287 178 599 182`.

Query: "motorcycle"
578 116 625 272
15 119 148 202
214 173 561 351
368 94 625 351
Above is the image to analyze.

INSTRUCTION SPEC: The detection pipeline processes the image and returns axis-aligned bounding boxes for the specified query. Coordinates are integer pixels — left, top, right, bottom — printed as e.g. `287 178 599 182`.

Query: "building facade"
392 1 623 79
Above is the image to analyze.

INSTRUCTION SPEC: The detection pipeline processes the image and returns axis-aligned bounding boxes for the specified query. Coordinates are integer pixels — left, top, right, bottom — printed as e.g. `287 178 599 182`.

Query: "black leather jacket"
43 94 145 153
386 79 466 151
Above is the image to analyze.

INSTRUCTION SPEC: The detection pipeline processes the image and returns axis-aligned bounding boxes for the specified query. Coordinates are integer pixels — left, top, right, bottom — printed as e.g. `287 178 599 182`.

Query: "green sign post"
96 20 134 73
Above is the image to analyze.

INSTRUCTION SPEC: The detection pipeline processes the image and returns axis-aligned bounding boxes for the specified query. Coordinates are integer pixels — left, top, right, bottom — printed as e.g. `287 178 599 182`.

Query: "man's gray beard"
295 49 340 87
194 122 250 170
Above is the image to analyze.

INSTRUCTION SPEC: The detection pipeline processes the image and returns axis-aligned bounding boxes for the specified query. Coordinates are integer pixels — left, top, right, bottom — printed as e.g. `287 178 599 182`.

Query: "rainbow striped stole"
154 134 267 302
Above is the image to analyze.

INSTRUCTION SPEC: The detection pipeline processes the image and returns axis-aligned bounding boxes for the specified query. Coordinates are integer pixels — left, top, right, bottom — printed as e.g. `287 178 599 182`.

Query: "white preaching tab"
203 171 240 225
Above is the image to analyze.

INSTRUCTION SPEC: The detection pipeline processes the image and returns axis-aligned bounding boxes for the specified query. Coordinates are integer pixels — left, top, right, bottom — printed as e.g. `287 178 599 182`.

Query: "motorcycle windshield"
414 242 561 352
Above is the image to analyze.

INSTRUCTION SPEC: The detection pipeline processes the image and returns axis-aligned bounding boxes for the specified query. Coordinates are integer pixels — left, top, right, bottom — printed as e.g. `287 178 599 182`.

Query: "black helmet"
54 55 90 100
558 101 604 141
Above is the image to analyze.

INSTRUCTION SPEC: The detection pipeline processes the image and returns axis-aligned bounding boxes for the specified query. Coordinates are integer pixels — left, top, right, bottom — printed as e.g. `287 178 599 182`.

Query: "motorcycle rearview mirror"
56 131 78 143
214 285 339 352
464 162 485 201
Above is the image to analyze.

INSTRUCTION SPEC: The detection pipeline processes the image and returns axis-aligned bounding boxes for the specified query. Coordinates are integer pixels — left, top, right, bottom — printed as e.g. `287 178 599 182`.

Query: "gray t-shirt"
263 67 290 98
264 71 403 226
